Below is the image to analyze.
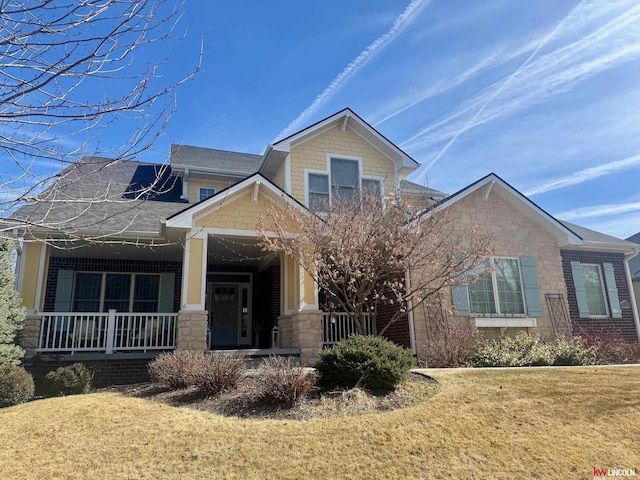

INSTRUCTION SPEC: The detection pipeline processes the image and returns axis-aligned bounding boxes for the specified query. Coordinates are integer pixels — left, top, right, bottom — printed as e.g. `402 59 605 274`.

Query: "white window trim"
72 272 161 313
199 187 216 202
304 154 384 209
469 256 527 316
581 263 610 318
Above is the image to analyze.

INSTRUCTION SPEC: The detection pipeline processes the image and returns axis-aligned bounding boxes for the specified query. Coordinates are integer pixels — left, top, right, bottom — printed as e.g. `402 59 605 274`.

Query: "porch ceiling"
207 235 278 266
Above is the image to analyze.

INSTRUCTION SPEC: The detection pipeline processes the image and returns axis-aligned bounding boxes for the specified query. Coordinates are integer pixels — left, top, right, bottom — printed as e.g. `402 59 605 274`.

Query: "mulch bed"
99 372 438 421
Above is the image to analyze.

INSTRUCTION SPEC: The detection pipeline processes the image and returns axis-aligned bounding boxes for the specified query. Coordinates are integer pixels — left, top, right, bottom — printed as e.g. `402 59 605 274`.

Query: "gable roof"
10 157 186 238
424 173 639 253
170 144 262 176
400 179 447 200
166 172 307 229
424 173 583 247
260 108 419 177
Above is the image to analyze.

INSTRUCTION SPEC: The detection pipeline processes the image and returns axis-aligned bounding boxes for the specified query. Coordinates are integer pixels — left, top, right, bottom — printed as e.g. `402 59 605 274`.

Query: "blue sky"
6 1 640 239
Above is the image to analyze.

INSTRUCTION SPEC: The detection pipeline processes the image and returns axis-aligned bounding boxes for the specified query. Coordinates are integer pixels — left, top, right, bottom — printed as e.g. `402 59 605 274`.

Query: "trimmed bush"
0 364 34 407
42 363 92 397
192 354 245 395
148 350 203 389
474 332 597 367
316 335 414 392
254 356 317 406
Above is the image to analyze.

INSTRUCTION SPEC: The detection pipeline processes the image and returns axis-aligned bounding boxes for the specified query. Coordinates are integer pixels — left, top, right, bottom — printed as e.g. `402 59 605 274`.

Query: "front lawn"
1 366 638 479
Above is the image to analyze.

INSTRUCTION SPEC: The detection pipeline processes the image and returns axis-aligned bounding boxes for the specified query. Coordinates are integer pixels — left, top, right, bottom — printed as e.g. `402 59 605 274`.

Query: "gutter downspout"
623 247 640 342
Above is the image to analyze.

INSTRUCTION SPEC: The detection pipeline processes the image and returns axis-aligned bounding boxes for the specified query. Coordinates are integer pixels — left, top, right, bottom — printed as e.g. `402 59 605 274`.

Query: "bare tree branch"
0 0 201 243
258 191 493 335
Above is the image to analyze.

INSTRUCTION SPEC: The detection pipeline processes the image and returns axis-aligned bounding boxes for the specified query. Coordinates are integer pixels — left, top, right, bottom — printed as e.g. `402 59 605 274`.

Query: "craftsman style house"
10 108 640 383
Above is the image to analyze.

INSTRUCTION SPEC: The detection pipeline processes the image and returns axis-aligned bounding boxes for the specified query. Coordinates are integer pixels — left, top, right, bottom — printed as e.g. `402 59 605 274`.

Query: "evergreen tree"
0 239 25 364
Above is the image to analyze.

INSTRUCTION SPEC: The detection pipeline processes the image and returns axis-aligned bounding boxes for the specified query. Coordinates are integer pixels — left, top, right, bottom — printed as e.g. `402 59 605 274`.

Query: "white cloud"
273 0 430 142
524 153 640 196
555 201 640 221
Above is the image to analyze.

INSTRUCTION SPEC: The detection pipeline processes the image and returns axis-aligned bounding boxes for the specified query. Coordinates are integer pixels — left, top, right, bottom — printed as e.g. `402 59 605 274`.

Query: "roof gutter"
623 247 640 342
258 145 274 173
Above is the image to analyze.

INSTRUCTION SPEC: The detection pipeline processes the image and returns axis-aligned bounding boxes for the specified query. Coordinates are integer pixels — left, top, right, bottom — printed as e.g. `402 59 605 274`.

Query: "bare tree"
0 0 200 241
258 192 492 335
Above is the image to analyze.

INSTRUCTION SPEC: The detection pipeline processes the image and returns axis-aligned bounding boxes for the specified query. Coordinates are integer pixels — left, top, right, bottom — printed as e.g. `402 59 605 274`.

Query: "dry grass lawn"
1 366 638 479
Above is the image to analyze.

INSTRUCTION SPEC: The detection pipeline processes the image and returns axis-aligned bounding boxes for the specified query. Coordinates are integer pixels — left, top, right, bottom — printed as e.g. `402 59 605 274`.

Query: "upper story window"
468 257 525 315
306 156 382 212
199 187 216 202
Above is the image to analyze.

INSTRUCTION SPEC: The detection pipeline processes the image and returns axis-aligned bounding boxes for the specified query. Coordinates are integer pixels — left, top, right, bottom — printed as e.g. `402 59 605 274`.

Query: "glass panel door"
209 284 239 348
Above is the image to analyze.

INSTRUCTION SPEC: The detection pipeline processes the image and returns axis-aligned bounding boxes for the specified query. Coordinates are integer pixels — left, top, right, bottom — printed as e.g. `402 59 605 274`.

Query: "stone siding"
412 188 570 358
176 310 208 351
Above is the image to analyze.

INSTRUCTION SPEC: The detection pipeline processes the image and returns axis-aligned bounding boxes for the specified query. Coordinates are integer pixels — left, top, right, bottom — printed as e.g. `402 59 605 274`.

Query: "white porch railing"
38 310 177 354
322 312 375 347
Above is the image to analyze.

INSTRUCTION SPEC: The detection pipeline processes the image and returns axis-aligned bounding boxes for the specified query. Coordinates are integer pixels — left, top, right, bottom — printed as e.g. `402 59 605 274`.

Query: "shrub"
191 354 245 395
42 363 92 397
253 356 317 406
316 335 414 392
474 332 597 367
420 320 479 368
148 350 204 389
0 364 34 407
551 336 597 366
576 327 640 364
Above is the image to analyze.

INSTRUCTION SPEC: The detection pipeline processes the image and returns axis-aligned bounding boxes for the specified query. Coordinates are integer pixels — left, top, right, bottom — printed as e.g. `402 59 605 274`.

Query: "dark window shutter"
602 263 622 318
158 272 176 313
54 270 74 312
520 256 542 317
570 261 590 318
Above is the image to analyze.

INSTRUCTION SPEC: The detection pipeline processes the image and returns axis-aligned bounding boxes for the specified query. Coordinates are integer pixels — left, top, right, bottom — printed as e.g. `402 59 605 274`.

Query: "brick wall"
24 355 157 388
44 257 182 312
561 250 638 342
375 303 411 349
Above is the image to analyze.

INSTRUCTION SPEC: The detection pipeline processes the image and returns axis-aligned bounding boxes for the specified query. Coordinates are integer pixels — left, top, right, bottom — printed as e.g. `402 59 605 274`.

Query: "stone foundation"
176 310 208 351
19 314 42 358
278 310 322 366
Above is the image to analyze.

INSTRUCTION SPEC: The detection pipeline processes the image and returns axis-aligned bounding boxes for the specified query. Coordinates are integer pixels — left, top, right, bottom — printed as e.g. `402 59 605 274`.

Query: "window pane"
309 192 329 212
468 261 496 314
330 158 358 187
583 265 607 316
133 275 159 312
309 174 329 211
199 188 215 201
309 174 329 194
104 274 131 312
494 258 525 314
362 178 381 197
73 273 102 312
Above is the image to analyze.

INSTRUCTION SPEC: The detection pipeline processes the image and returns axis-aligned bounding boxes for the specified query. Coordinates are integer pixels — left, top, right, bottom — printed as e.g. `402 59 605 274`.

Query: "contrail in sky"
273 0 430 142
410 0 584 185
525 153 640 196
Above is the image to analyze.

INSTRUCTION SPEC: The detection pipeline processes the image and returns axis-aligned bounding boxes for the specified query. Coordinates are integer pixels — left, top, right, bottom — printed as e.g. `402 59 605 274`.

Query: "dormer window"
306 156 382 212
199 187 216 202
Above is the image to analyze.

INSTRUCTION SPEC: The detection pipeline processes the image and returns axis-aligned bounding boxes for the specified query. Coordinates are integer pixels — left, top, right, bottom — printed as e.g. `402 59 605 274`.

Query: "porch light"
620 299 631 310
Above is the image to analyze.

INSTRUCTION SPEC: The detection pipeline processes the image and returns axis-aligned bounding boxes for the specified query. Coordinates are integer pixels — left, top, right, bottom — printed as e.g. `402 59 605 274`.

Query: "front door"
209 284 239 348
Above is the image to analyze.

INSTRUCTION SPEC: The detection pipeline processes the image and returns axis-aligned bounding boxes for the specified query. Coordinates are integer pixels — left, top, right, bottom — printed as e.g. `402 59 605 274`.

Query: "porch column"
177 230 208 351
18 241 49 314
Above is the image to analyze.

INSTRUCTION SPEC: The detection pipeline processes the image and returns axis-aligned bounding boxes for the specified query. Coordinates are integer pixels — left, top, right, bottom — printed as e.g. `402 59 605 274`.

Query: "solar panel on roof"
122 165 187 203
